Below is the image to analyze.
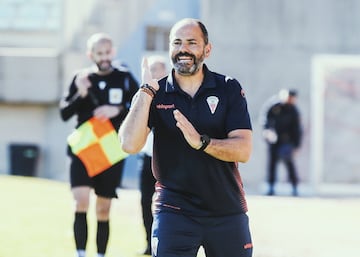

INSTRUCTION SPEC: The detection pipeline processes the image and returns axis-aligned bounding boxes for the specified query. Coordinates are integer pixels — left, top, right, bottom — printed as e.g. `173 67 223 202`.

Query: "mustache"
175 52 196 60
96 60 112 71
99 60 111 65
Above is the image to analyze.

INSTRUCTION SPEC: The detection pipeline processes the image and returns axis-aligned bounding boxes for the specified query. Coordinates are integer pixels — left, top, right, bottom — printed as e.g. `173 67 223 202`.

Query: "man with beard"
120 18 253 257
60 33 138 257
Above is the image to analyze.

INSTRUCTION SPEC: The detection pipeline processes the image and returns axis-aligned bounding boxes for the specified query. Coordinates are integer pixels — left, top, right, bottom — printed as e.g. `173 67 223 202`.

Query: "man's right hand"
142 57 159 91
75 71 91 97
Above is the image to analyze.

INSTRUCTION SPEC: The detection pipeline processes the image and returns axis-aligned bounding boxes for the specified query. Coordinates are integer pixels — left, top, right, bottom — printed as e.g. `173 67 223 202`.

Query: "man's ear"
87 50 93 61
205 43 212 57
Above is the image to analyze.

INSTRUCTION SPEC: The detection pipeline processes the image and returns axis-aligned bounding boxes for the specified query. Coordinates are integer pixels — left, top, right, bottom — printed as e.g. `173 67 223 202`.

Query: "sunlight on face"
169 22 208 76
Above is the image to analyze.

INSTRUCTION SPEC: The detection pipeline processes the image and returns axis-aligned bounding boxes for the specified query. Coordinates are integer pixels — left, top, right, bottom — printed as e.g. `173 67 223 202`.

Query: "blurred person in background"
262 89 302 196
137 55 168 255
120 18 253 257
60 33 138 257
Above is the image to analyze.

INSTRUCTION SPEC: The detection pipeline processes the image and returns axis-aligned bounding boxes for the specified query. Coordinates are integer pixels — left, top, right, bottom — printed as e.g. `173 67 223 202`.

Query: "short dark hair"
170 18 209 45
196 20 209 45
289 89 298 97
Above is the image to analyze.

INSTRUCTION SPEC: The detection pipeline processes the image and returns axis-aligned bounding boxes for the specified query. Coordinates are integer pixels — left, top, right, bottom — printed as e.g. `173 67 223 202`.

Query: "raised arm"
119 58 159 154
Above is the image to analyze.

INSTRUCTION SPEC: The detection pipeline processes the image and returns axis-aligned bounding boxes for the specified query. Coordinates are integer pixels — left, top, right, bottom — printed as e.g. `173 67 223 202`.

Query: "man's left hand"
173 109 201 149
93 105 123 121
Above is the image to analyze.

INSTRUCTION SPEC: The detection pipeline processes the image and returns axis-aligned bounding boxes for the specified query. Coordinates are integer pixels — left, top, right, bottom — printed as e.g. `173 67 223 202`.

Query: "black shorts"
67 146 125 198
152 211 253 257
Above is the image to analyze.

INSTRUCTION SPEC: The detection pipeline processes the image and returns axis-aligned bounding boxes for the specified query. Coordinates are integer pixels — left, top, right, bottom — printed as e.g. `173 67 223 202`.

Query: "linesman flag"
67 117 128 177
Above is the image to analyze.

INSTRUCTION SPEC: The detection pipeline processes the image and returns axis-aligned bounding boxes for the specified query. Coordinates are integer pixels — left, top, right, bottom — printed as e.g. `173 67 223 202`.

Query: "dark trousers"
139 154 156 248
267 144 298 194
152 211 253 257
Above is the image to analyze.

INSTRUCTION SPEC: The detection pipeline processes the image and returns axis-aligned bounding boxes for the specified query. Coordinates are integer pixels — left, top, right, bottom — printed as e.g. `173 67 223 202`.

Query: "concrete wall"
202 0 360 194
0 0 199 183
0 0 99 179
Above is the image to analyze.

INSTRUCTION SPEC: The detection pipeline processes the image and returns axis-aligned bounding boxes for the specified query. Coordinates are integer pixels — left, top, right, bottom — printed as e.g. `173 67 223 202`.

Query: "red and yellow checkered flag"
67 117 128 177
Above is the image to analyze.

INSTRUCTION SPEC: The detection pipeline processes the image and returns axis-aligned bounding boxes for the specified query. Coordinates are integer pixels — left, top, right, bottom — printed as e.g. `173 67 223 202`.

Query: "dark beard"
96 60 112 72
172 52 204 76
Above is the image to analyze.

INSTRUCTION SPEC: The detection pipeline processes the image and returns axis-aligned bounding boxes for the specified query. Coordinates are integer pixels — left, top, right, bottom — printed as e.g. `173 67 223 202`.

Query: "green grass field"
0 175 147 257
1 175 359 257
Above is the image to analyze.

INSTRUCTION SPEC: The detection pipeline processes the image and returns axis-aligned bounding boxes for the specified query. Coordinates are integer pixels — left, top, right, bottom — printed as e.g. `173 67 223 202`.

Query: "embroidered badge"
206 96 219 114
109 88 123 104
98 81 106 90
